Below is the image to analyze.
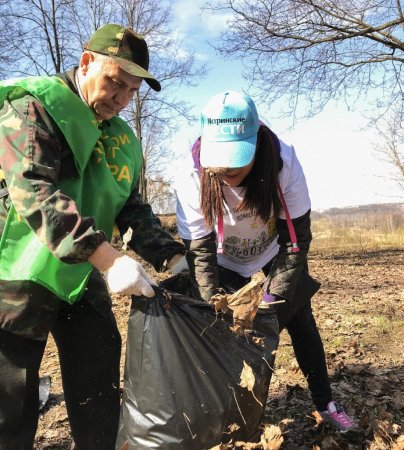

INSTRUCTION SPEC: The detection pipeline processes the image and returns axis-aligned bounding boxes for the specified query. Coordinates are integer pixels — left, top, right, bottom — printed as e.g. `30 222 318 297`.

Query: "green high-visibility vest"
0 76 142 303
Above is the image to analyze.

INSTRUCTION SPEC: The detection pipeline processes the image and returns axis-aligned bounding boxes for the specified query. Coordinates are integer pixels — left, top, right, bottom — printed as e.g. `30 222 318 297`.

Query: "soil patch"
34 247 404 449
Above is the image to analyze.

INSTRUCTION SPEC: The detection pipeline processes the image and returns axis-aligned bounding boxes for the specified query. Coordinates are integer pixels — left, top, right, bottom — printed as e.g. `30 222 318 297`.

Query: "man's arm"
115 189 185 272
0 94 106 263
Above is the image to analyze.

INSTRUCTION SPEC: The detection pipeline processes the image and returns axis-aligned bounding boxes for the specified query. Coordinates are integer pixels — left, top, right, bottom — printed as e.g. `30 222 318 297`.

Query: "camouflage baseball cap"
84 24 161 92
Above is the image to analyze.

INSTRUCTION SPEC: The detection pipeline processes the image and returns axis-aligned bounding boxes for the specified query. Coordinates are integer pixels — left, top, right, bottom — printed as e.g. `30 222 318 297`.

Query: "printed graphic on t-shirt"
222 214 277 262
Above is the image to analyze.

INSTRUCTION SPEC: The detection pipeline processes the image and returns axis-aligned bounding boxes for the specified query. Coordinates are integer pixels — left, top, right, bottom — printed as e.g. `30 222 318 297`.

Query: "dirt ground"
34 247 404 450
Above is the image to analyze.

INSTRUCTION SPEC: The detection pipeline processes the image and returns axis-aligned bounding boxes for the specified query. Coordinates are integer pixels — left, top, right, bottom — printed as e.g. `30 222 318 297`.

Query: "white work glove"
106 255 156 298
167 254 189 275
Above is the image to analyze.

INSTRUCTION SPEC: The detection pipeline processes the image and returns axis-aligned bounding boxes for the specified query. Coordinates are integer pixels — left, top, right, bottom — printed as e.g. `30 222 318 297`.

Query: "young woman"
174 90 355 432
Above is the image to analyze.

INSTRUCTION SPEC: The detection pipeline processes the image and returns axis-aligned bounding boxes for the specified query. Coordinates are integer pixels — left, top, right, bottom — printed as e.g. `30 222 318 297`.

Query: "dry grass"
157 211 404 253
311 216 404 252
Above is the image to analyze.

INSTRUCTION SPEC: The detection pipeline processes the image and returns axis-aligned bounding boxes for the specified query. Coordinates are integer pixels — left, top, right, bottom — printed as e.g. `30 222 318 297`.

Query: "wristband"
262 292 278 304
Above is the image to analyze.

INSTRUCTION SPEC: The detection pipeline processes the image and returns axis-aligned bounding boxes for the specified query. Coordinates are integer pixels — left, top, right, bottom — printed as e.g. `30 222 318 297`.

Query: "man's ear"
80 51 94 75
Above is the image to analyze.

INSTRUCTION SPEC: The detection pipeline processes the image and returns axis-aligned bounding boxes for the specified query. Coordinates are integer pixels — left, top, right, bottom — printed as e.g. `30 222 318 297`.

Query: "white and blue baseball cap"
200 91 260 168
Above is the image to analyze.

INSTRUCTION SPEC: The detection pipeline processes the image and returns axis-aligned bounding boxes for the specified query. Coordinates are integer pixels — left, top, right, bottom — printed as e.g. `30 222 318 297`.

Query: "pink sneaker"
320 401 357 432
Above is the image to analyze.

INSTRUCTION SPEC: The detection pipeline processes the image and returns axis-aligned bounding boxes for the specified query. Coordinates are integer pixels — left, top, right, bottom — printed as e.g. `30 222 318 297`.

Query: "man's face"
79 52 142 120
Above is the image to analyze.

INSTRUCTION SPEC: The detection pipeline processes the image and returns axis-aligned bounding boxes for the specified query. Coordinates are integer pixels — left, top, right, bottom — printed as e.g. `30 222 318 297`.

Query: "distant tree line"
312 203 404 231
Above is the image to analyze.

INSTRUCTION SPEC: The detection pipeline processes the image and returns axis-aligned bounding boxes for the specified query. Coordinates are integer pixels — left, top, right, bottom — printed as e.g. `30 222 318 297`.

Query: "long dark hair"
200 125 282 228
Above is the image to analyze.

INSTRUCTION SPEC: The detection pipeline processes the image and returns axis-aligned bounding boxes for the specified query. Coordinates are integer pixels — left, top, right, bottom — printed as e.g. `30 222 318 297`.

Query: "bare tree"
0 0 80 76
66 0 116 49
0 0 121 76
372 104 404 193
114 0 207 203
1 0 207 207
206 0 404 121
0 0 14 78
146 175 176 214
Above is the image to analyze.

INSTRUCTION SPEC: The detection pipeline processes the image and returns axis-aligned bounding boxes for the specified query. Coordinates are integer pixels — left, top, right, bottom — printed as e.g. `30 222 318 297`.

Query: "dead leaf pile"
210 273 266 335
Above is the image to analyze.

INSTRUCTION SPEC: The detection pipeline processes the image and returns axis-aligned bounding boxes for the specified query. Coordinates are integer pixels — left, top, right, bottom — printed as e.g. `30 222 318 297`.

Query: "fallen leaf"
393 435 404 450
223 423 240 434
260 424 284 450
311 410 323 427
240 361 256 392
320 435 340 449
239 361 263 406
345 364 366 374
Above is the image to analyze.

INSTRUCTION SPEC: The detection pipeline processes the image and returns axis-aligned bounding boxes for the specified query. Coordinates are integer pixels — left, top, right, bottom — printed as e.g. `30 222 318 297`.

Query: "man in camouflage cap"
0 24 187 449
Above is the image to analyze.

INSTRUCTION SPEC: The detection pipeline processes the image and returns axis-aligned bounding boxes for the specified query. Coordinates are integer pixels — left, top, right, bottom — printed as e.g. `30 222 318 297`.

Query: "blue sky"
167 0 403 211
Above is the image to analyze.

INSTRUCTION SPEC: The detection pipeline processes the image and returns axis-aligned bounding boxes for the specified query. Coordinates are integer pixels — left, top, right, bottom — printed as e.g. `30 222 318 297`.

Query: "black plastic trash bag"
116 282 279 450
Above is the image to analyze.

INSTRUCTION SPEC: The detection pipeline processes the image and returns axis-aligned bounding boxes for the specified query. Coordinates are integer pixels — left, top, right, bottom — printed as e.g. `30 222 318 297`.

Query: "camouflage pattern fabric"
0 281 61 340
84 24 160 91
0 92 106 263
85 24 148 64
115 189 187 272
0 69 184 340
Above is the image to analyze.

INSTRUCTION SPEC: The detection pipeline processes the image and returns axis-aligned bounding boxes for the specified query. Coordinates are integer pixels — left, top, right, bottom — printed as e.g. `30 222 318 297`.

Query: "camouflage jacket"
0 69 184 340
183 209 313 303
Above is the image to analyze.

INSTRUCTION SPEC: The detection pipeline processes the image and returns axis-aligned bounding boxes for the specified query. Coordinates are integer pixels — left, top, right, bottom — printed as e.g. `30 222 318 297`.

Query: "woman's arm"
183 231 220 302
266 209 312 301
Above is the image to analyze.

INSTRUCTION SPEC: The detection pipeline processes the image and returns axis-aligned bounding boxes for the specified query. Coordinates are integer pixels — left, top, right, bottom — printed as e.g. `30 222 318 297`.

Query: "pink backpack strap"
217 214 224 254
191 137 201 171
277 182 300 253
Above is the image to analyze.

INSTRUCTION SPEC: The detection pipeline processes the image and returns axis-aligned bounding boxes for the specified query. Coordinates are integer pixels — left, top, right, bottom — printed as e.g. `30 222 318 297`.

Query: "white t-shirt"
174 139 311 278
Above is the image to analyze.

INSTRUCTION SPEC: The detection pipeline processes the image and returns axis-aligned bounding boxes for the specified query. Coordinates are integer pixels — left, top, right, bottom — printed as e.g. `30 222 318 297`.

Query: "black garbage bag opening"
116 281 279 450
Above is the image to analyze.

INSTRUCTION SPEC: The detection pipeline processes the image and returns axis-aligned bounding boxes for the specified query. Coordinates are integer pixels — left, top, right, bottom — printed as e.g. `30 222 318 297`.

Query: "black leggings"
0 292 121 450
218 265 332 411
282 301 332 410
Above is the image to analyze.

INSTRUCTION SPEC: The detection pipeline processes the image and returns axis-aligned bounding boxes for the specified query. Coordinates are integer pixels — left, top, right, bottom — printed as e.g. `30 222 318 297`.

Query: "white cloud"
171 0 231 38
200 11 232 37
171 0 204 31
